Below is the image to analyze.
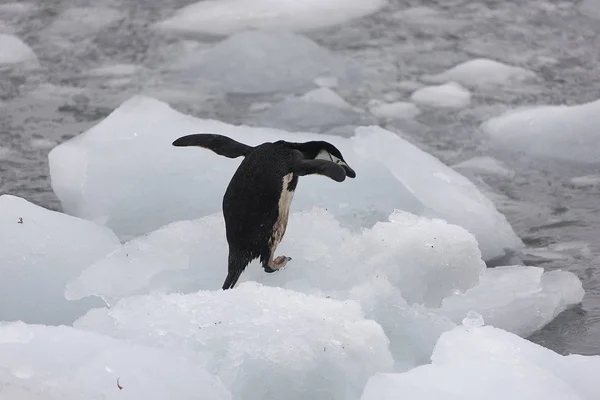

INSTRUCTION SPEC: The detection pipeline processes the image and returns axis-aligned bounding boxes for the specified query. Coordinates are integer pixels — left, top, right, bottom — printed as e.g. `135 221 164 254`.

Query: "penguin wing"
172 133 254 159
294 159 347 182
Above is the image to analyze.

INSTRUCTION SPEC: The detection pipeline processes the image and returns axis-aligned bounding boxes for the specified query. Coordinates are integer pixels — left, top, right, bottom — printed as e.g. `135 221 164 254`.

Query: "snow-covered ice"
66 208 582 372
482 99 600 163
0 34 37 66
423 58 537 88
411 82 471 108
0 195 120 325
165 30 362 94
0 322 231 400
155 0 386 37
75 282 393 400
48 95 521 261
452 156 515 179
369 101 421 119
300 87 356 110
568 174 600 188
361 325 600 400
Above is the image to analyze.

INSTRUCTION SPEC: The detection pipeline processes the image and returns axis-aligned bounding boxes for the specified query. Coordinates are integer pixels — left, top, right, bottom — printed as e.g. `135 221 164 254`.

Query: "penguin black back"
172 134 356 290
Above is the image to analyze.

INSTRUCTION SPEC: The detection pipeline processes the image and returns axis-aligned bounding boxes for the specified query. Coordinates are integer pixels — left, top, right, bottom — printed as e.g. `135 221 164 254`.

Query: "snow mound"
48 95 521 261
411 82 471 109
0 321 231 400
482 99 600 163
423 58 537 88
437 266 585 337
369 101 421 119
0 195 120 325
452 156 515 179
568 174 600 188
361 325 600 400
75 282 393 400
166 30 362 94
0 34 37 66
155 0 386 37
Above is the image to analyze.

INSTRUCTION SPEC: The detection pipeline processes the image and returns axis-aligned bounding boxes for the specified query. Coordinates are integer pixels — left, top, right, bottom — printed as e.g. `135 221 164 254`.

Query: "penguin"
172 133 356 290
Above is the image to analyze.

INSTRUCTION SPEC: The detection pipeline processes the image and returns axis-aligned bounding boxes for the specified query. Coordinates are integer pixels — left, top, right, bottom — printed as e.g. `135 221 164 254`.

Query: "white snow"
74 282 393 400
423 58 537 88
166 30 361 94
48 95 522 261
0 195 120 325
482 99 600 163
568 174 600 188
411 82 471 109
452 156 515 179
155 0 387 37
66 208 582 373
361 325 600 400
0 322 231 400
369 101 421 119
0 34 37 66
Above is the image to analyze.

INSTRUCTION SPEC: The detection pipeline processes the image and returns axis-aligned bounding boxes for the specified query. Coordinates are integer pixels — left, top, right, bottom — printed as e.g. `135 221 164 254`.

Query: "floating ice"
0 34 37 66
411 82 471 109
86 64 140 77
361 325 600 400
300 87 356 110
423 58 537 88
0 2 37 15
165 30 362 94
568 174 600 188
391 6 468 34
482 99 600 163
75 282 394 400
452 156 515 179
0 195 120 325
369 101 421 119
49 95 522 260
437 266 585 337
155 0 386 37
0 321 231 400
580 0 600 20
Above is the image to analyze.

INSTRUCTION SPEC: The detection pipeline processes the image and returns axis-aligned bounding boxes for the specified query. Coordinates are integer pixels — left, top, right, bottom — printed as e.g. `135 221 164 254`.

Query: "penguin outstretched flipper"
172 133 254 159
294 159 347 182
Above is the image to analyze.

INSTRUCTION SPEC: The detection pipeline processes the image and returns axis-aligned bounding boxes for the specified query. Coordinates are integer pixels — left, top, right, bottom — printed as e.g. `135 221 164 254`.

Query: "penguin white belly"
271 173 295 249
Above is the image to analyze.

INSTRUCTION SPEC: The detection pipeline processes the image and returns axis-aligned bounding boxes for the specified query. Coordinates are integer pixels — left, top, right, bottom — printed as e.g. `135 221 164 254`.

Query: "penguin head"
292 141 356 178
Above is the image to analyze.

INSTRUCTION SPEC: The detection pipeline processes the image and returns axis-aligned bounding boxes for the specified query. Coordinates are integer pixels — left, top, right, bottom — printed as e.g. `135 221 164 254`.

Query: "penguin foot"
273 256 292 268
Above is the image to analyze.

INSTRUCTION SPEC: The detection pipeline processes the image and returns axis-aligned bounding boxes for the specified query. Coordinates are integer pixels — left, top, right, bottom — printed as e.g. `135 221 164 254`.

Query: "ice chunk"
0 34 37 66
300 87 356 110
411 82 471 108
423 58 537 88
0 195 120 325
166 30 362 94
75 282 394 400
361 326 599 400
155 0 386 37
580 0 600 19
49 95 521 261
0 321 230 400
86 63 140 77
481 99 600 163
437 266 585 337
369 101 421 119
0 2 37 15
452 156 515 179
568 174 600 188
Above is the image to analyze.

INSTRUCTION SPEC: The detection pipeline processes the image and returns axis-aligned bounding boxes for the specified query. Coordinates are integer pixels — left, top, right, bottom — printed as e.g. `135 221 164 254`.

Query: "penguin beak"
340 162 356 178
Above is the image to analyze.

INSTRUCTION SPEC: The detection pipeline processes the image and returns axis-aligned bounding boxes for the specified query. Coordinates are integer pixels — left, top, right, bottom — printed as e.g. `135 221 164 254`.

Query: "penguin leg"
261 243 291 273
222 250 251 290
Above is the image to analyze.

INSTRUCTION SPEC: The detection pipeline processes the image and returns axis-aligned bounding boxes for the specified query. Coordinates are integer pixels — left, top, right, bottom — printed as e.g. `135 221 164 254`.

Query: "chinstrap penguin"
172 133 356 290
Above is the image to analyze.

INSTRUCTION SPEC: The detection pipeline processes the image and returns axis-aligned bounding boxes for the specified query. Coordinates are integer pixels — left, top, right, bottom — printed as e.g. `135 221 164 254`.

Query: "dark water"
1 0 599 355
